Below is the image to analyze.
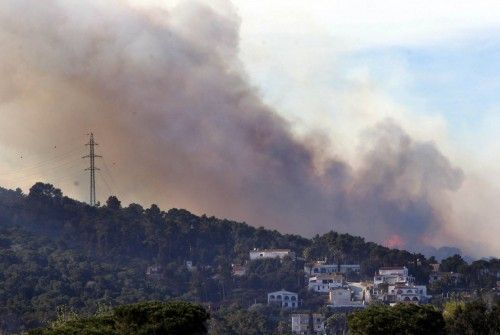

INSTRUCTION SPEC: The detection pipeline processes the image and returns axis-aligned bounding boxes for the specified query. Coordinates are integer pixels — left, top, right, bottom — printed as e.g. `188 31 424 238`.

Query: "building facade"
328 288 366 308
291 314 309 335
305 261 361 275
250 249 296 261
308 273 345 292
388 284 428 303
268 290 298 309
374 267 414 285
291 313 325 335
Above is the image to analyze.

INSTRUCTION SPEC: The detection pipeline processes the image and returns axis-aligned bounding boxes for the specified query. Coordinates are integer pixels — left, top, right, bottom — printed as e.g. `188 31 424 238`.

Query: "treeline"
0 183 498 333
26 298 500 335
348 299 500 335
28 300 210 335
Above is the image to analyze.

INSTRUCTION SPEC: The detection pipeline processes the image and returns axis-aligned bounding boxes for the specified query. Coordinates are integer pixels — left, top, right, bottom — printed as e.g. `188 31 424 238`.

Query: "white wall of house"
308 274 344 292
387 285 428 303
378 267 408 276
305 262 360 275
291 313 325 335
268 290 298 309
374 267 414 285
250 249 295 261
291 314 309 335
329 288 352 305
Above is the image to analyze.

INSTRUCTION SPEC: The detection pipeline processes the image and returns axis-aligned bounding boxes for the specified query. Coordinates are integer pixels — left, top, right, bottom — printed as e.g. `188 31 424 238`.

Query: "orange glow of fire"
385 234 405 249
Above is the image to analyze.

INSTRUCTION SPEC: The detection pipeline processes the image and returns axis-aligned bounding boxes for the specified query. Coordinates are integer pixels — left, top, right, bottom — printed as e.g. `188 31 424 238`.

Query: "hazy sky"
1 0 499 257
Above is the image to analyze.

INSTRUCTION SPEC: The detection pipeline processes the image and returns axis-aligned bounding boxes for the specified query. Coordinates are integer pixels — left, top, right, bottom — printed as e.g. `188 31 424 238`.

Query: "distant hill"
0 183 497 334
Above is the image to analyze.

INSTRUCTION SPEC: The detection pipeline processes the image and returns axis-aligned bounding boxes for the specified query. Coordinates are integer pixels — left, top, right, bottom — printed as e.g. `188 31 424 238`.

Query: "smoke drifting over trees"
0 0 465 253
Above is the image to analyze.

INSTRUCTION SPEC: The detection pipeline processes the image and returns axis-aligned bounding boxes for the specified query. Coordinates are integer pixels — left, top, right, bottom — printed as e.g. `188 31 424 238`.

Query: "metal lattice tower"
83 133 101 206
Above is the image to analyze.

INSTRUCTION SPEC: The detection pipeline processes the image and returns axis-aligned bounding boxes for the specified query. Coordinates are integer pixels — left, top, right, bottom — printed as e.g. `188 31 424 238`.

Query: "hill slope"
0 183 497 333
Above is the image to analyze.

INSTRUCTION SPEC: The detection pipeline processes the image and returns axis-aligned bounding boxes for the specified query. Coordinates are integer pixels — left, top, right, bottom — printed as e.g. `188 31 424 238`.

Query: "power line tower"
83 133 102 206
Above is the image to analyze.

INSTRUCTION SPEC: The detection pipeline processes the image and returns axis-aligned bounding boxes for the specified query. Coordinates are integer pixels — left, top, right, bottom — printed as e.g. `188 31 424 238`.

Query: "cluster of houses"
146 248 475 335
247 249 438 335
371 267 429 304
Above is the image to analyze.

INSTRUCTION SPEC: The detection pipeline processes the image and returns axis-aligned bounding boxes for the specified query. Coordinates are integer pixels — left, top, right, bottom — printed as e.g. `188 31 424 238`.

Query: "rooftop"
268 289 297 295
251 249 292 252
379 267 406 270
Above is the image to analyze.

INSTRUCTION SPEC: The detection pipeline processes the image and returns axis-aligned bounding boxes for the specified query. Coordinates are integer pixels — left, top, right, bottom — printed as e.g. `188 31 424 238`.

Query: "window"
284 302 288 307
412 297 419 301
269 295 275 299
291 296 297 301
292 302 296 307
285 296 290 300
397 290 403 294
277 295 282 300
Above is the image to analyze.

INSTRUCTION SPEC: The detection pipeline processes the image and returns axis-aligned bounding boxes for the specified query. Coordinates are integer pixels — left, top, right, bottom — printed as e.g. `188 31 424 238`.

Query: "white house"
347 282 371 301
329 288 351 306
291 313 325 335
388 284 429 303
328 288 366 308
268 290 298 309
305 261 361 275
374 267 414 286
308 273 345 292
291 314 309 335
250 249 295 261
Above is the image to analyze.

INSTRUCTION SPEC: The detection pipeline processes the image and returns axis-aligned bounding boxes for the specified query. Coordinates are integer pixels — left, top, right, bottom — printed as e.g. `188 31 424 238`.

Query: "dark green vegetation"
348 300 500 335
348 299 500 335
444 299 500 335
348 304 447 335
0 183 498 334
28 301 209 335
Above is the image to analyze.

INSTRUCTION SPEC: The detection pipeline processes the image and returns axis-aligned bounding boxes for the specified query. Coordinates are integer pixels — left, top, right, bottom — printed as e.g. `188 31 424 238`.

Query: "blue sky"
347 39 500 136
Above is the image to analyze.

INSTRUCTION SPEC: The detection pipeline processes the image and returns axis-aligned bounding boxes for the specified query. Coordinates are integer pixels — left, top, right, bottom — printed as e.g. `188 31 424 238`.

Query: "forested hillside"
0 183 498 334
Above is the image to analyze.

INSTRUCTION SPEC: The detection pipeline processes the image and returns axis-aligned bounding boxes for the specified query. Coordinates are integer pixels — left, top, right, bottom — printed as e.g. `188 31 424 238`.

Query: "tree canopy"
28 301 210 335
348 304 446 335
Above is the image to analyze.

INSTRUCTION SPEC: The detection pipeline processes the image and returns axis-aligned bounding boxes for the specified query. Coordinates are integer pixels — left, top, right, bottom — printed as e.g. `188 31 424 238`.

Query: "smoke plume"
0 0 466 254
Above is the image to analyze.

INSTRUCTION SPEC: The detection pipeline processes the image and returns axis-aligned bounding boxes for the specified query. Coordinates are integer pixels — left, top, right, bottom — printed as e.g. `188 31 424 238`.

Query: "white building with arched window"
388 284 429 303
268 290 298 309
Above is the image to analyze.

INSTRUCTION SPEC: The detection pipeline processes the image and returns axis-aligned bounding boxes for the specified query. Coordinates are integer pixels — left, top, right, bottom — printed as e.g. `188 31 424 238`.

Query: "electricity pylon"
83 133 101 206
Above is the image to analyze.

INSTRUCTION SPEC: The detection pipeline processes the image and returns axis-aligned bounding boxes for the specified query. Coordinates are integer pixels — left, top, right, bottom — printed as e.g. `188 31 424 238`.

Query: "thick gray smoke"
0 0 464 252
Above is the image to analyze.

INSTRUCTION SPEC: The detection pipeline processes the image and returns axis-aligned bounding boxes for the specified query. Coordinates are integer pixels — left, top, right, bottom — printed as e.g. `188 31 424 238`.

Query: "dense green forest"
0 183 498 334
